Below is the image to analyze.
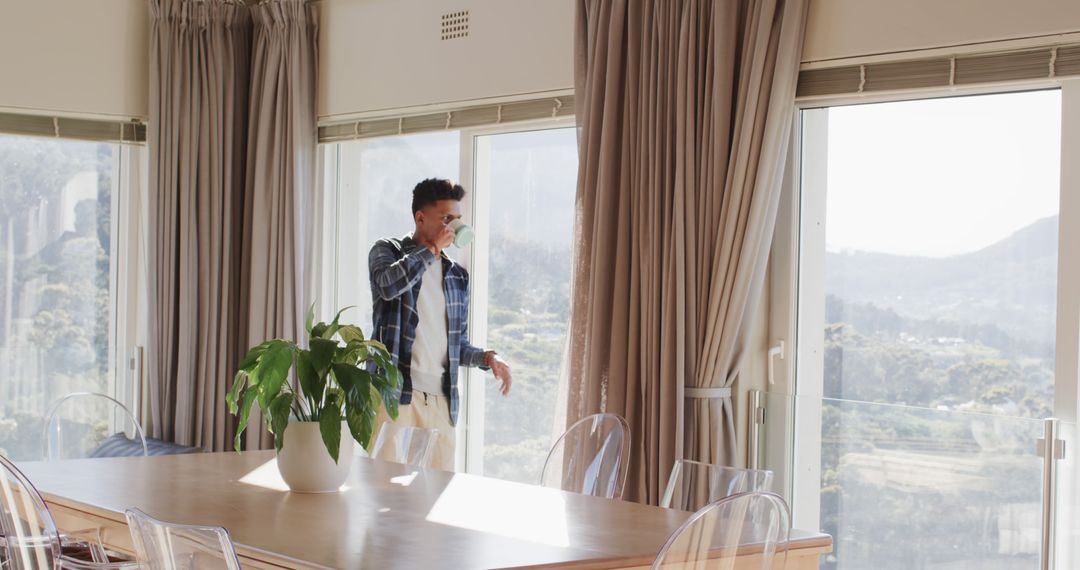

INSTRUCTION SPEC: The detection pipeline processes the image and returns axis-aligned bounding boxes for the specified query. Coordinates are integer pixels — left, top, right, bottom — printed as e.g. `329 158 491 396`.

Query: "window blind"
318 95 575 143
797 44 1080 99
0 112 145 144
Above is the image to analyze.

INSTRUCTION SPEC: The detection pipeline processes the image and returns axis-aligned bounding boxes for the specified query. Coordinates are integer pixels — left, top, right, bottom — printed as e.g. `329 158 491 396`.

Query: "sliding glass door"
462 126 578 483
788 90 1065 569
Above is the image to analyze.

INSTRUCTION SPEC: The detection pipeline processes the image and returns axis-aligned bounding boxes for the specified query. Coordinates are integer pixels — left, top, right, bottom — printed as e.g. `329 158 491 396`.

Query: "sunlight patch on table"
426 475 570 547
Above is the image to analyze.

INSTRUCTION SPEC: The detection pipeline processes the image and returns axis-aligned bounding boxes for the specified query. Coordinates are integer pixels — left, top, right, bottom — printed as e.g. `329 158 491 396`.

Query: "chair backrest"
660 459 774 511
124 508 241 570
0 453 62 569
540 413 630 499
0 456 137 569
370 422 440 467
652 491 791 570
42 392 148 461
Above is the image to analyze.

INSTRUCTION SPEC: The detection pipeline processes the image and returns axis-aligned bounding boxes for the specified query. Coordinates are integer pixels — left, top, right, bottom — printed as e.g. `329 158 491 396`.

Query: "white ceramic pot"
276 420 353 493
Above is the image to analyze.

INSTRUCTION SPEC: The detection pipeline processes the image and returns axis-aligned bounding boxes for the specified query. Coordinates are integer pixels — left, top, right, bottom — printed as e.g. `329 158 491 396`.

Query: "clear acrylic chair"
660 459 774 511
0 454 138 569
652 491 791 570
42 393 148 461
124 508 241 570
539 413 631 499
369 422 440 467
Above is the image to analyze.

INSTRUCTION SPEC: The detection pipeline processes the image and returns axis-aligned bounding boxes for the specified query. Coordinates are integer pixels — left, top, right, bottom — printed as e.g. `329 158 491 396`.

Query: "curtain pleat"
148 0 250 450
147 0 317 451
240 0 319 450
568 0 807 504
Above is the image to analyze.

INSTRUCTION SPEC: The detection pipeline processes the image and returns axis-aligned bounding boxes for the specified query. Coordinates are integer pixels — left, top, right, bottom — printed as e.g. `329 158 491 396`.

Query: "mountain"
825 215 1058 345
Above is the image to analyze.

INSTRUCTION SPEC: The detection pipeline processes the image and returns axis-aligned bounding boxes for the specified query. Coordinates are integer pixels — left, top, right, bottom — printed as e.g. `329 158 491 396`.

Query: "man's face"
415 199 463 243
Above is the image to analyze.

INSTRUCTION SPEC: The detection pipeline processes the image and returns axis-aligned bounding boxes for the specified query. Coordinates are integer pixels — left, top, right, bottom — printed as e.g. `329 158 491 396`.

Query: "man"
368 178 512 471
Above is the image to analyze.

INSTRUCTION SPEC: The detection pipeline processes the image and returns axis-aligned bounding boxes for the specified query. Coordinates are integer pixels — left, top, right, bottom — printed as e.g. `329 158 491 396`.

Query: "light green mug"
448 219 474 247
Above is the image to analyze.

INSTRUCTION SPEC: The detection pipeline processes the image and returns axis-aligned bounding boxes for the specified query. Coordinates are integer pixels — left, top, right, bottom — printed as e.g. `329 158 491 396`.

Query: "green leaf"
311 322 329 338
309 337 338 376
319 395 343 464
332 363 372 404
326 386 346 403
237 340 274 373
320 305 356 340
366 346 388 370
370 384 384 414
256 342 294 409
332 364 354 393
337 340 363 366
304 302 316 334
233 388 259 452
331 305 355 324
362 347 401 421
340 339 389 366
369 349 402 392
268 392 293 453
226 373 247 414
369 358 395 388
365 339 390 353
337 325 365 345
295 350 323 405
346 406 378 451
377 379 400 421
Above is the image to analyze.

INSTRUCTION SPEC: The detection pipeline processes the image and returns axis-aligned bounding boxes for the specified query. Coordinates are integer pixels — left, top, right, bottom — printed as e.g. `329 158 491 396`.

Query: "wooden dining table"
17 451 830 569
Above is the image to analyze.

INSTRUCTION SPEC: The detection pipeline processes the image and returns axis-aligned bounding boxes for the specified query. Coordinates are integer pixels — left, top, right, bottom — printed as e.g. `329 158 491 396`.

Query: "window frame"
767 79 1080 530
112 143 148 426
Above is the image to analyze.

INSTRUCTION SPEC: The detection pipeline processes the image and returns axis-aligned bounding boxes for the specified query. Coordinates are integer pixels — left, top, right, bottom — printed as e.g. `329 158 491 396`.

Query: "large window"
816 91 1060 415
787 90 1064 569
321 122 577 481
323 132 460 329
0 135 138 461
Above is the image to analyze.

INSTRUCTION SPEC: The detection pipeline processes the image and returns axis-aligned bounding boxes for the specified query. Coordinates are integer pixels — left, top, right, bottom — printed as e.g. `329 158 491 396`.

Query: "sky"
820 89 1061 258
349 90 1062 260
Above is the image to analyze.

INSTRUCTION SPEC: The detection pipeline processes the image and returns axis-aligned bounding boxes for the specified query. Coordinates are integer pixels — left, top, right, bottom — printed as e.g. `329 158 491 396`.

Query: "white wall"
0 0 149 119
319 0 1080 119
3 0 1079 120
804 0 1080 63
318 0 574 121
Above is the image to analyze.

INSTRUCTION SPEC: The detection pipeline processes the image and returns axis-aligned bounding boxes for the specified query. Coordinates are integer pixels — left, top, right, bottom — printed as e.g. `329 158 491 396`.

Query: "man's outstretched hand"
485 351 512 396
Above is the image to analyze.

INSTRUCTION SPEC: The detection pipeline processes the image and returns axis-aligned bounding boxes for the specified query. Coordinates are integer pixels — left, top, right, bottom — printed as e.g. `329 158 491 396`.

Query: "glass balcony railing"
750 390 1070 570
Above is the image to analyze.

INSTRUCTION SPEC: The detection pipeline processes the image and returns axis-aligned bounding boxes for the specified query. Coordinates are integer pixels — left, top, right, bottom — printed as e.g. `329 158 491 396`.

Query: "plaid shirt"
368 234 488 425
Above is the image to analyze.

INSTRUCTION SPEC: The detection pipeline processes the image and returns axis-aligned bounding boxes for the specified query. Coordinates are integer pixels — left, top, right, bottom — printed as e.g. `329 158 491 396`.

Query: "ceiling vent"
441 10 469 41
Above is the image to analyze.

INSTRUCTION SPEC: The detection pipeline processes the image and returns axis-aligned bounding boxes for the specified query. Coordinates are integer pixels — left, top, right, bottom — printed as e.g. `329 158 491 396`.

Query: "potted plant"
227 306 402 492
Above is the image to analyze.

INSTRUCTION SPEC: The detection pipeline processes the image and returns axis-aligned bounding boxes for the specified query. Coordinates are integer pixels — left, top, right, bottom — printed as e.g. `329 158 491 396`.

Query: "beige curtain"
567 0 807 504
240 0 319 449
148 0 317 451
148 0 250 450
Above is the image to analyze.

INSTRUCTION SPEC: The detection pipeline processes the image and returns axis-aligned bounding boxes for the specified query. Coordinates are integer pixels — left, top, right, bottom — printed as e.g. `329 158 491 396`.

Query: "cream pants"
373 391 456 471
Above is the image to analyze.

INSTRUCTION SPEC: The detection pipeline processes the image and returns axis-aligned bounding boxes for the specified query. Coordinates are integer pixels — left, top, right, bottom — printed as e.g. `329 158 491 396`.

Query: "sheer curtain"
566 0 807 503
